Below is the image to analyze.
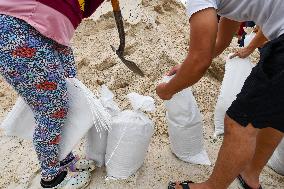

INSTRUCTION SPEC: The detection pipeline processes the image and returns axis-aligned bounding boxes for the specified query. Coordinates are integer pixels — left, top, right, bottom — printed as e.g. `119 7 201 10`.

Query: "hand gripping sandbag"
163 76 210 165
268 139 284 175
0 78 111 160
105 92 155 179
214 56 255 136
86 85 120 167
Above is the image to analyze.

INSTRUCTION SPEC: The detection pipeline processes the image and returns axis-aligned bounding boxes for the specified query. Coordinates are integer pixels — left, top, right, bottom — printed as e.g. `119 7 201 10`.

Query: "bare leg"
174 116 258 189
202 116 258 189
241 127 284 188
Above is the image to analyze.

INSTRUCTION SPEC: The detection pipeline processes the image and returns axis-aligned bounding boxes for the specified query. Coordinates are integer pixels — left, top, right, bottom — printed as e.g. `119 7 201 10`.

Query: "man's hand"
156 83 174 100
230 46 255 59
156 65 180 100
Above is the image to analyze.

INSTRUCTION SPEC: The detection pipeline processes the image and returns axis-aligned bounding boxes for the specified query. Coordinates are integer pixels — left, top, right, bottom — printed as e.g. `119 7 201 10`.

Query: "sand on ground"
0 0 283 188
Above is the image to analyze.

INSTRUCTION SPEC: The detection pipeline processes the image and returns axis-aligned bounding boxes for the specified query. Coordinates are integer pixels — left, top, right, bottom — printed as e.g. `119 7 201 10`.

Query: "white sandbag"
163 76 210 165
214 56 255 136
0 78 111 161
244 32 256 47
268 139 284 175
86 85 120 167
105 92 155 179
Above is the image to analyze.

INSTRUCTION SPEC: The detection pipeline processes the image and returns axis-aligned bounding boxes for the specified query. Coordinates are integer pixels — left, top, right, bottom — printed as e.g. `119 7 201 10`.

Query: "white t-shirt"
186 0 284 40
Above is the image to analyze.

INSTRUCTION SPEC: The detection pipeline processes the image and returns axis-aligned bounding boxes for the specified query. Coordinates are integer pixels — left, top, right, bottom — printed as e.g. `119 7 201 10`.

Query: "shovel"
110 0 144 77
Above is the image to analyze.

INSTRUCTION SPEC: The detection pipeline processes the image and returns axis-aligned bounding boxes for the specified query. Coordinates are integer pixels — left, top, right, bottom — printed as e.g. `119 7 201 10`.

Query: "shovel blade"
111 45 144 77
119 56 144 77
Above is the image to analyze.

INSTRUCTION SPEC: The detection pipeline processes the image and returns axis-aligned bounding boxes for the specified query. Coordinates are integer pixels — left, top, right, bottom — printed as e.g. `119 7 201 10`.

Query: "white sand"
0 0 283 188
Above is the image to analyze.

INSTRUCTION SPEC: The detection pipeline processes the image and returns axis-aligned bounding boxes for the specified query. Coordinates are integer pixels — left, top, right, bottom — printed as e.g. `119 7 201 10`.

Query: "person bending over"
156 0 284 189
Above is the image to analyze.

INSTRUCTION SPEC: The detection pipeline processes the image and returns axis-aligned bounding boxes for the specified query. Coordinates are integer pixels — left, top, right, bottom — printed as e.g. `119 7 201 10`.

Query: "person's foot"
41 170 91 189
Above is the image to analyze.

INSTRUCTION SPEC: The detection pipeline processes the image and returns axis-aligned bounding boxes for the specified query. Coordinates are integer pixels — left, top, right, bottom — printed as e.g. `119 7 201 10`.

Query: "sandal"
237 175 263 189
168 180 193 189
41 171 91 189
62 156 96 172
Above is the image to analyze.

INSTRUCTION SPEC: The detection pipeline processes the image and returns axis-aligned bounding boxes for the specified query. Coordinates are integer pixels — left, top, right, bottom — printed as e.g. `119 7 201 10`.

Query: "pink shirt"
0 0 75 46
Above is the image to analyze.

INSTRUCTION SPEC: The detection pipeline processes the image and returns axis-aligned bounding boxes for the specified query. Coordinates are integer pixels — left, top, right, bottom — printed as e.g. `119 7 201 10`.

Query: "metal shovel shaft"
110 0 144 77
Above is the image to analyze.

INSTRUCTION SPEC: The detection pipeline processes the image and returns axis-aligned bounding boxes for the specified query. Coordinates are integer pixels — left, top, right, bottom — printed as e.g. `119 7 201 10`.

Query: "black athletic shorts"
227 34 284 133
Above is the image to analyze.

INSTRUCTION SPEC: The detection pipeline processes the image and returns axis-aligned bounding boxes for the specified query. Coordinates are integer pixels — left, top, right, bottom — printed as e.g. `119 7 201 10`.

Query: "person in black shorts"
156 0 284 188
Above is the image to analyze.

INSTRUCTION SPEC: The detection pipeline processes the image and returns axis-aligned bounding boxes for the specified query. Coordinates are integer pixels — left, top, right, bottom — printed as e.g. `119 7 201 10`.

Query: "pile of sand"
0 0 283 188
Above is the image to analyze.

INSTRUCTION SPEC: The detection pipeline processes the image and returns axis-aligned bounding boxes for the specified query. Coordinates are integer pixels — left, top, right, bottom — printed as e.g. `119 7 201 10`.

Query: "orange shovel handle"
111 0 120 12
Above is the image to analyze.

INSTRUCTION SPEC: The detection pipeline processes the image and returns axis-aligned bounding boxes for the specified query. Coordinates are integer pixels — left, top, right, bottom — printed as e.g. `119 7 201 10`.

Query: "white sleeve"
186 0 218 19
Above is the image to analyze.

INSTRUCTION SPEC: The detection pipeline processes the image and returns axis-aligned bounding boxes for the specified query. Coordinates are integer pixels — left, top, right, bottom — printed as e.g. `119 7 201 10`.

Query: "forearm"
230 28 269 59
214 36 233 57
247 29 268 50
166 53 211 94
159 8 218 97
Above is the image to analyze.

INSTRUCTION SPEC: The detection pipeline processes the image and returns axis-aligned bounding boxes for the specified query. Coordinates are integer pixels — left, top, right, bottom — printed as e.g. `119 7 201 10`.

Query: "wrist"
246 45 256 52
165 78 181 96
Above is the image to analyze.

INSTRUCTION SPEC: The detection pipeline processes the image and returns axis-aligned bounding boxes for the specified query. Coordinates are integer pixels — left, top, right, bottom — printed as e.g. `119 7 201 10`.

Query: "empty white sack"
244 32 256 47
268 139 284 176
214 56 255 136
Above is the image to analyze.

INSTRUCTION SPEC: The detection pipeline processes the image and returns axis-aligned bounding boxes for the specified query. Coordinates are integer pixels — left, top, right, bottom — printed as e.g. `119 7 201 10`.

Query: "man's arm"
246 27 268 48
165 17 240 77
214 17 240 57
231 28 268 59
156 8 218 100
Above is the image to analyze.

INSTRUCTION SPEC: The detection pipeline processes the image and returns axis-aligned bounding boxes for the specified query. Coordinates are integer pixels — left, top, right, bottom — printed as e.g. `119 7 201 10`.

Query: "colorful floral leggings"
0 14 77 180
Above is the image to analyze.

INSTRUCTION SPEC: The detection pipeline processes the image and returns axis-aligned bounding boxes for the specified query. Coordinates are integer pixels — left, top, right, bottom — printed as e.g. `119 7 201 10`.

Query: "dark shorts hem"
226 108 284 133
226 108 250 128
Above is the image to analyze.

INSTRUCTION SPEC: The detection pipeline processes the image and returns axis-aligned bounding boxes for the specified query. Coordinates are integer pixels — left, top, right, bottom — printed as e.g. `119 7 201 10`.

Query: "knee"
224 115 257 138
224 115 237 134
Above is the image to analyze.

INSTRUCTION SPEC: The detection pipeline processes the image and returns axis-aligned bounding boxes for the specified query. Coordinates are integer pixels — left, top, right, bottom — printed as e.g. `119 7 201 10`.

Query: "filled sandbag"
105 92 155 179
214 56 255 136
163 76 210 165
268 139 284 175
86 85 120 167
0 78 111 160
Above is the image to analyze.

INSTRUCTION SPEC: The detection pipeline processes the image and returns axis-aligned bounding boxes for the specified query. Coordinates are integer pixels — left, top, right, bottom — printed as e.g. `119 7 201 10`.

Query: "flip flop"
168 180 193 189
237 175 263 189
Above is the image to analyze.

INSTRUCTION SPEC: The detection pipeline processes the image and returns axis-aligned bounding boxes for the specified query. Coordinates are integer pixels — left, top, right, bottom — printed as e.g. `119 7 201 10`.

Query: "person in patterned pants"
0 14 90 188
